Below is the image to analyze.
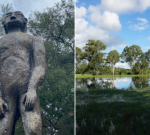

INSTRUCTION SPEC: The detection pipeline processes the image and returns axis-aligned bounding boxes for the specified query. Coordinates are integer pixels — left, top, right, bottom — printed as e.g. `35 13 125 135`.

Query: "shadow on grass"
76 88 150 135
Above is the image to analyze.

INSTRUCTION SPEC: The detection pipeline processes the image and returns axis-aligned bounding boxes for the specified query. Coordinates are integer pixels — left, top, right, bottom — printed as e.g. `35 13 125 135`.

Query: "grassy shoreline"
76 74 150 78
76 88 150 135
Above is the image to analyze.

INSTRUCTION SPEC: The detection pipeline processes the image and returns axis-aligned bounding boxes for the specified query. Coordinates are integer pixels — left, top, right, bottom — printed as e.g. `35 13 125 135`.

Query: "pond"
76 77 150 134
76 76 150 91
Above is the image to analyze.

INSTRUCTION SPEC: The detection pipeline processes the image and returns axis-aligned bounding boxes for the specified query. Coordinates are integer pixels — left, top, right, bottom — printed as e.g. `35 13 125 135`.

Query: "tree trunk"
132 68 133 75
113 65 115 76
142 69 143 75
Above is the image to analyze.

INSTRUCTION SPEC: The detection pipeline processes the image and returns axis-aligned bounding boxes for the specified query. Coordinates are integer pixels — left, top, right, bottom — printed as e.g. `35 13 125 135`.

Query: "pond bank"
76 88 150 135
76 74 150 78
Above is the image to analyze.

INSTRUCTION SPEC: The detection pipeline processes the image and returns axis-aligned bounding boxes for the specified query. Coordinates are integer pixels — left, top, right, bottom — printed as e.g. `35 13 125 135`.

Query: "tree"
75 47 83 71
133 62 141 74
27 0 74 134
81 39 107 75
28 0 74 53
107 50 120 75
139 53 149 75
120 45 142 74
76 61 88 74
145 49 150 62
0 4 13 36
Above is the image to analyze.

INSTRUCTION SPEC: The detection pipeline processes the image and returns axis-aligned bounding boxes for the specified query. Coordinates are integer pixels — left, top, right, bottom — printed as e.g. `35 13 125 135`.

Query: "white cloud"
76 6 87 18
129 17 149 30
137 17 148 23
147 37 150 41
75 0 78 3
75 18 88 33
75 1 125 49
145 46 150 49
116 62 130 69
88 6 122 32
99 0 150 14
75 25 124 48
119 45 128 48
0 0 61 18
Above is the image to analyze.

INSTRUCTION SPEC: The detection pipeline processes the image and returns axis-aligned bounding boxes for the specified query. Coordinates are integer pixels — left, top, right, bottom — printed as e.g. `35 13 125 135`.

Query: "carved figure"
0 11 46 135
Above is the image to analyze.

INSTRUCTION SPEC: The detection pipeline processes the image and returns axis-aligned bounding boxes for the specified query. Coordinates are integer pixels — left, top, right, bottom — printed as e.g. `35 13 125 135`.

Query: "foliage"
132 62 141 75
76 47 83 71
76 61 88 74
28 0 74 53
139 53 149 74
120 45 142 74
107 50 120 75
145 49 150 62
98 66 112 75
0 3 13 36
16 0 74 135
81 39 106 75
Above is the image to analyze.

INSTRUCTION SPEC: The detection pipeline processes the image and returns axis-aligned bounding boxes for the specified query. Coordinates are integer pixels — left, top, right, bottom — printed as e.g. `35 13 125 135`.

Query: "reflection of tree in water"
77 77 150 91
131 77 149 89
104 81 113 89
76 78 88 91
76 78 114 90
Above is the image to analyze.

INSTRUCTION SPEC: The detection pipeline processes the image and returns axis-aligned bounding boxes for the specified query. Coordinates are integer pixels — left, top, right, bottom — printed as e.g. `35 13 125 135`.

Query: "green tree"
145 49 150 62
120 45 142 74
0 4 13 36
82 39 107 75
107 50 120 75
28 0 74 134
75 47 83 71
76 61 88 74
133 62 141 75
139 53 149 75
28 0 74 53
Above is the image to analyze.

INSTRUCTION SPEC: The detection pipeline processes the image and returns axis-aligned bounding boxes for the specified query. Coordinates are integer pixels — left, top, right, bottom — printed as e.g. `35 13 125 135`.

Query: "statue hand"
0 98 8 117
24 90 37 110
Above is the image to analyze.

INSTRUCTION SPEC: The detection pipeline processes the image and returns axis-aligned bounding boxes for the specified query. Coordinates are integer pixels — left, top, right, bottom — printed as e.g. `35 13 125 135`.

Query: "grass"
76 74 150 78
76 88 150 135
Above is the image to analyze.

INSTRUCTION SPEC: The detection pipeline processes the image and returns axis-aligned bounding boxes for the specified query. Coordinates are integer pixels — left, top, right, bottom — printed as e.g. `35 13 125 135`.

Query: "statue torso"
0 32 35 91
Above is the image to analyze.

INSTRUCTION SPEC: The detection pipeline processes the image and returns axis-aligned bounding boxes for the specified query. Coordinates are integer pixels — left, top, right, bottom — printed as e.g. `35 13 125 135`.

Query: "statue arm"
24 37 46 110
0 82 7 116
28 37 46 92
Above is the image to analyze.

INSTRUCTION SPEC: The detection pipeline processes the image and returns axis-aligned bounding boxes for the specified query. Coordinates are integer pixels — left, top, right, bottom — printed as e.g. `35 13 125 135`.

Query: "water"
76 77 150 91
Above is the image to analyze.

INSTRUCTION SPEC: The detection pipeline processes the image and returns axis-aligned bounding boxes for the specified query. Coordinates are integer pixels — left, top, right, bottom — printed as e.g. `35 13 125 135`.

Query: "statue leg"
19 93 42 135
0 97 17 135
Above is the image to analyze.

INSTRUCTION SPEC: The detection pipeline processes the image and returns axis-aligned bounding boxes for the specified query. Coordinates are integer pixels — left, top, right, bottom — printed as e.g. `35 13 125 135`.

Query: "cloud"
137 17 148 23
119 45 128 48
75 25 124 48
99 0 150 14
76 6 87 18
145 46 150 49
0 0 61 18
147 37 150 41
75 18 88 33
75 0 78 2
75 5 124 49
129 17 149 30
88 7 122 32
116 62 130 69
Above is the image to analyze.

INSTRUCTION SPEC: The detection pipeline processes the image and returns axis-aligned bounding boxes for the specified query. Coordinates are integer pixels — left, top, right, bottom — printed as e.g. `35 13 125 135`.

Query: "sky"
0 0 61 18
75 0 150 69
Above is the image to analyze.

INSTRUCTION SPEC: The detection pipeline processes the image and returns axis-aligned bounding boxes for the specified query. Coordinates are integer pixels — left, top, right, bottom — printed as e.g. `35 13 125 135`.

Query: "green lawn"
76 88 150 135
76 74 150 78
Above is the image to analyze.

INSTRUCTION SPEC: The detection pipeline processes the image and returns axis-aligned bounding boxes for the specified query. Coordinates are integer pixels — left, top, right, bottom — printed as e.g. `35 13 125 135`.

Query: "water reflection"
76 77 150 91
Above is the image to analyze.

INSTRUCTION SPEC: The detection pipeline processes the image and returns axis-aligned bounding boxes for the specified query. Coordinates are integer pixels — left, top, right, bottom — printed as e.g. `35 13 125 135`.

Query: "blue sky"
75 0 150 69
